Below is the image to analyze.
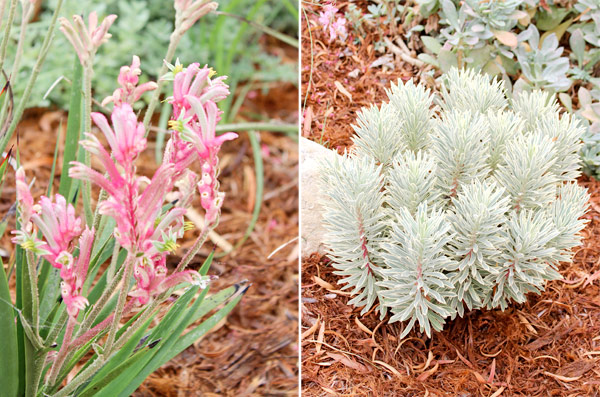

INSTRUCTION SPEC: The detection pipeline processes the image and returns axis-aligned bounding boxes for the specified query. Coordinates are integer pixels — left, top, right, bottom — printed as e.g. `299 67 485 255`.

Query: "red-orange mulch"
301 1 435 150
1 82 299 394
301 2 600 396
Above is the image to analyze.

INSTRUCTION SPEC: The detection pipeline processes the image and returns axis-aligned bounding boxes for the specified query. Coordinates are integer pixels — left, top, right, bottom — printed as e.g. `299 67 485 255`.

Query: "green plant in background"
319 69 589 338
5 0 298 119
513 24 571 92
340 0 600 178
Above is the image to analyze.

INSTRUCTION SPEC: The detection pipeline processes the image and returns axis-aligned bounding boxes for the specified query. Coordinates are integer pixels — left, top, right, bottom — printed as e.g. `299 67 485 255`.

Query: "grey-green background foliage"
5 0 298 110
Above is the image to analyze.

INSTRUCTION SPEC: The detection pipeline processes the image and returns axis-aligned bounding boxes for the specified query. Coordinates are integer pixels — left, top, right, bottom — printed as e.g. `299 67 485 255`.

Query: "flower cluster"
13 57 235 311
163 60 237 223
317 4 347 42
12 169 92 317
68 58 235 305
59 11 117 67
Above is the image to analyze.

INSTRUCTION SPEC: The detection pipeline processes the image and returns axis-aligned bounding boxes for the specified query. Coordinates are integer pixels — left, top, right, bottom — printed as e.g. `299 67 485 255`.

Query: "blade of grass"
162 284 248 365
58 56 83 198
0 258 18 397
215 10 298 48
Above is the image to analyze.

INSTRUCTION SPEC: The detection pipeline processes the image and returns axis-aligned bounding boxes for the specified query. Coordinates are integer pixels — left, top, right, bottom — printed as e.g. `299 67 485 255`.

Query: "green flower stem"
0 0 8 33
69 299 136 353
0 0 17 73
29 351 44 397
92 188 107 233
142 28 183 133
46 316 75 387
75 263 126 339
54 299 136 389
106 239 120 283
0 4 32 124
175 220 215 273
0 0 64 155
103 255 133 354
81 62 94 226
53 351 106 397
25 250 39 334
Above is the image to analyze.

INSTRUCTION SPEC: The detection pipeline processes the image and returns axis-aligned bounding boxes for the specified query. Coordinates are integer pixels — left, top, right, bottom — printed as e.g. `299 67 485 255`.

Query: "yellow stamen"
184 221 195 231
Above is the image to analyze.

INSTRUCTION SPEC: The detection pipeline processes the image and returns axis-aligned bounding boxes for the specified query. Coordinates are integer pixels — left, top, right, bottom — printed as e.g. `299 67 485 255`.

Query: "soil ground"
301 1 600 395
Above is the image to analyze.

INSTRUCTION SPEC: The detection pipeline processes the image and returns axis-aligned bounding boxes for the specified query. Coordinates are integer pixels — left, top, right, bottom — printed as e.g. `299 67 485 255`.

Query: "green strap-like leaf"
118 284 246 397
59 56 83 199
0 259 18 397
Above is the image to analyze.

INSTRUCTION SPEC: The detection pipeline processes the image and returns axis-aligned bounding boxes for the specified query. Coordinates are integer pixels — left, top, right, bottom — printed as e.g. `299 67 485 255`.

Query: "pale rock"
300 137 339 258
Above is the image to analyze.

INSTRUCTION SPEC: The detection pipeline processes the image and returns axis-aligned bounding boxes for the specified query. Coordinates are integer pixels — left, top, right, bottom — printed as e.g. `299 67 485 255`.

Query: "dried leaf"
493 30 518 47
326 352 369 372
334 81 353 102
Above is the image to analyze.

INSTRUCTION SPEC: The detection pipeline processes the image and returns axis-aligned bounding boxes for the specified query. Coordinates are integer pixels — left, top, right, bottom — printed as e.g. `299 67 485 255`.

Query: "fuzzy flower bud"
174 0 218 35
102 56 158 106
59 11 117 67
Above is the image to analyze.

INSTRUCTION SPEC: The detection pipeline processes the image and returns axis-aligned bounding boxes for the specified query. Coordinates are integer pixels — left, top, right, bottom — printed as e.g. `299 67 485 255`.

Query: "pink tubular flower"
59 11 117 67
60 227 94 317
90 103 147 167
129 254 212 305
102 56 158 107
12 168 89 318
31 195 83 268
161 62 237 223
168 63 230 119
174 0 218 35
70 104 176 254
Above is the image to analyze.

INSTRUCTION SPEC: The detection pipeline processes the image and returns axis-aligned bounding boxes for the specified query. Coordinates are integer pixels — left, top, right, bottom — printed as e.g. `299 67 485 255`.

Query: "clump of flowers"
11 55 237 394
317 4 348 42
3 3 247 396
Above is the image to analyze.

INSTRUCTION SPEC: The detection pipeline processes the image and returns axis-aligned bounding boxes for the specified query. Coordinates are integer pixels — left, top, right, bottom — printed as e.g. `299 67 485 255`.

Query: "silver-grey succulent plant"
319 68 589 338
514 25 571 92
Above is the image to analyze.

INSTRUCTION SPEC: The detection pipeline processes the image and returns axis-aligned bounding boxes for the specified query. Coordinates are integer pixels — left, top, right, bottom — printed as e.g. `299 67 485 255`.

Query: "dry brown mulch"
301 0 434 150
301 177 600 396
1 82 299 395
301 2 600 396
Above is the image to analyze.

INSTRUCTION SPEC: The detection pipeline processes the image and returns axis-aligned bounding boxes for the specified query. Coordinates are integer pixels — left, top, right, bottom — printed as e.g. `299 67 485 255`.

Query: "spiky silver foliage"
319 68 589 338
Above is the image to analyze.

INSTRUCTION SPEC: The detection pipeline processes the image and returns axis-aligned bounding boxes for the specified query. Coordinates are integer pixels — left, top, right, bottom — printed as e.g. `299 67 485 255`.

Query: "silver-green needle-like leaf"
379 203 458 338
319 154 388 315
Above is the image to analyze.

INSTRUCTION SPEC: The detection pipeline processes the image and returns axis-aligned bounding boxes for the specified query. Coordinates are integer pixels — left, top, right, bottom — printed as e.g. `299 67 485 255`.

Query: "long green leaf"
78 315 155 396
0 258 18 397
90 285 201 397
119 284 246 396
158 285 247 369
58 56 83 198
